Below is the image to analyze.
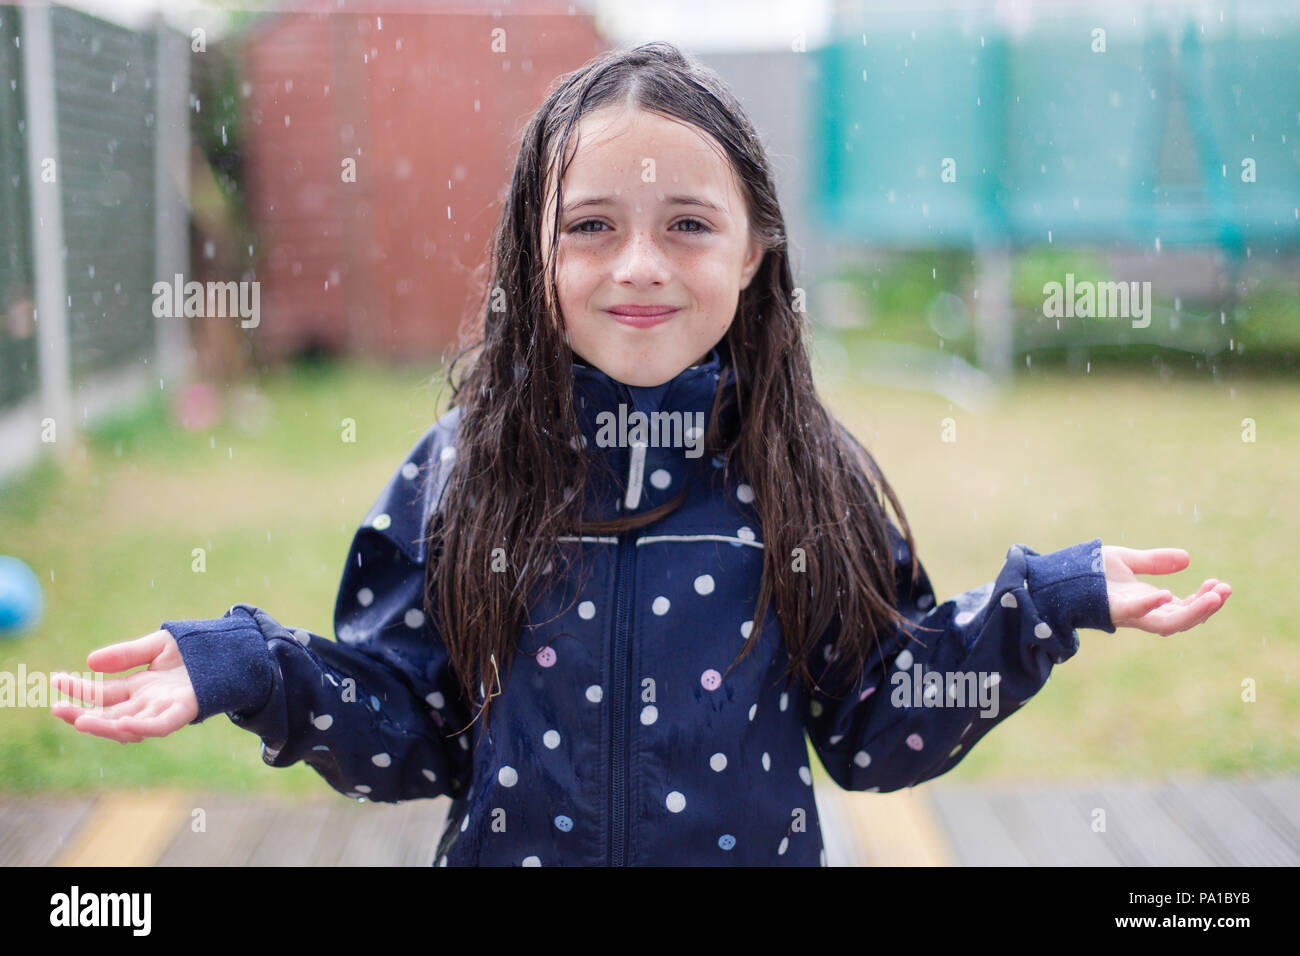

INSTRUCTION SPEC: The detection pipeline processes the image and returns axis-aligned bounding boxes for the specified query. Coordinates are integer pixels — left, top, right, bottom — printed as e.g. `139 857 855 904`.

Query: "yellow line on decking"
819 779 958 866
53 790 191 867
850 788 957 865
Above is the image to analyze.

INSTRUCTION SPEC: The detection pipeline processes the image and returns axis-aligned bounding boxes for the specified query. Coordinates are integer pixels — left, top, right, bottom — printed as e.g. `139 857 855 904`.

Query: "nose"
612 229 671 286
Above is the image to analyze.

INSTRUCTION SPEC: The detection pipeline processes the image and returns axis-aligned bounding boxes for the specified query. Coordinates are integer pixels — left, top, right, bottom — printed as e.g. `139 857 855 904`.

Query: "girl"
51 42 1230 866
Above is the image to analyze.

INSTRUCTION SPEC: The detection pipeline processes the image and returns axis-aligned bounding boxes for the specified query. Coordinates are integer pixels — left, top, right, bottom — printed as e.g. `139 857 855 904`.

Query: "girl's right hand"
50 629 199 743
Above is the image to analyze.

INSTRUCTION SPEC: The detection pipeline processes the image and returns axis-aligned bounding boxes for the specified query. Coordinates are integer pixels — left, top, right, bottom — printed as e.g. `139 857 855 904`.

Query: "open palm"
1102 546 1231 635
50 629 197 743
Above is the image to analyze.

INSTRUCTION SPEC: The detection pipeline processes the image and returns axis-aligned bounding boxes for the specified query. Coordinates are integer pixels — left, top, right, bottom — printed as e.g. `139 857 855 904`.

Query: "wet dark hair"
423 41 922 741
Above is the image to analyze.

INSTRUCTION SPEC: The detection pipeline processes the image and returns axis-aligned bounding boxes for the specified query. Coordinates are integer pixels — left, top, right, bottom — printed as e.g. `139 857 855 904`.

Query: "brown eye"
672 218 712 234
570 219 608 235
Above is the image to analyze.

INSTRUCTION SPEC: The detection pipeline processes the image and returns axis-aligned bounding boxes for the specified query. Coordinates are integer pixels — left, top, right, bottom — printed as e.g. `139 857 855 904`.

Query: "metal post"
20 2 72 464
973 240 1013 382
155 13 192 386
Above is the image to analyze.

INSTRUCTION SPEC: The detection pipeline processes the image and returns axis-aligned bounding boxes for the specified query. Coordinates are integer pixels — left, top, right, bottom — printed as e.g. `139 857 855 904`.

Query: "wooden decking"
818 774 1299 866
3 773 1296 866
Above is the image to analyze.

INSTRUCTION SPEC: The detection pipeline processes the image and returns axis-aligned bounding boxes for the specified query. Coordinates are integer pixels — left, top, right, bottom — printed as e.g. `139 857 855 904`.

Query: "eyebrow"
562 194 727 216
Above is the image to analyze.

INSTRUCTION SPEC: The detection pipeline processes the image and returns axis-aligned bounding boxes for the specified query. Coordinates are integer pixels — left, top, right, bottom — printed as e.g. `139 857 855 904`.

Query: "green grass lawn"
817 352 1299 784
0 351 1295 797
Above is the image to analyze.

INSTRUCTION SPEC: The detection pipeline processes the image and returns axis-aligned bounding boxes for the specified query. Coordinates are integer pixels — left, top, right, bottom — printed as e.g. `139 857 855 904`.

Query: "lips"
606 305 681 329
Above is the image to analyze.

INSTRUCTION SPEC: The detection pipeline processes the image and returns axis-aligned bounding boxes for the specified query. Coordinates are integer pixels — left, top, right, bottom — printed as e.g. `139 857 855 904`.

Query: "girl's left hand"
1101 546 1231 634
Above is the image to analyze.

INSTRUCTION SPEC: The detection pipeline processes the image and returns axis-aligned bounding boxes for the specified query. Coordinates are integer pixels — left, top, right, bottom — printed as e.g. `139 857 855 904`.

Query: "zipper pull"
624 441 647 511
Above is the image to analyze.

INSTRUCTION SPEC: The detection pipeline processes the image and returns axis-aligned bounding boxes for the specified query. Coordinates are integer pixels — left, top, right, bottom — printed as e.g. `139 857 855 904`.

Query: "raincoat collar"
569 342 733 420
568 341 740 516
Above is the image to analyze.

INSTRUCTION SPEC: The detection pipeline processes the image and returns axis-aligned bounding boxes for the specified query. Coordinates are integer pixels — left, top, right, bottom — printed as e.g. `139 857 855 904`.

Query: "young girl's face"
540 106 765 387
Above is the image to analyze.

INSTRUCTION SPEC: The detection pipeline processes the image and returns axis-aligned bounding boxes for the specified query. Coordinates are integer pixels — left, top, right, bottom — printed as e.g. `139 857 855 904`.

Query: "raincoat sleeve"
161 413 473 803
804 520 1114 792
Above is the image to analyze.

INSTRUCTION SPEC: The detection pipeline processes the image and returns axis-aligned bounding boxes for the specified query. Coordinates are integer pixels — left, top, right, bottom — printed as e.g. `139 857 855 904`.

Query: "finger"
50 672 129 708
1115 548 1190 576
117 711 181 739
71 695 151 723
86 630 171 674
51 702 95 727
50 696 123 720
1175 591 1227 633
1178 581 1232 610
1142 590 1224 635
136 698 170 721
1190 587 1227 624
71 711 146 744
115 696 186 737
1116 588 1173 626
1177 579 1218 605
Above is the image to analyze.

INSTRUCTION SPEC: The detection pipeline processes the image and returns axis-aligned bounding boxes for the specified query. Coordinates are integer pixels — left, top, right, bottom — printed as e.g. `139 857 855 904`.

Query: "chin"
615 365 674 387
570 341 689 387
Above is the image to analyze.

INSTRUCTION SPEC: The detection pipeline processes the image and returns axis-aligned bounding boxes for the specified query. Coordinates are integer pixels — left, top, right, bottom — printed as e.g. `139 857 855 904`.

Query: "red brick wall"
237 6 606 362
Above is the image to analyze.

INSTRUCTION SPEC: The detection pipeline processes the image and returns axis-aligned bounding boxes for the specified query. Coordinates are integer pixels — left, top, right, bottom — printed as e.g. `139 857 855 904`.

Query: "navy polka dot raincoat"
163 345 1115 866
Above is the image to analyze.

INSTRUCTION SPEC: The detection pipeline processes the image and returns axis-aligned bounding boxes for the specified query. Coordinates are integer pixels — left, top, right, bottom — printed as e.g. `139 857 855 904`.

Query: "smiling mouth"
605 307 681 328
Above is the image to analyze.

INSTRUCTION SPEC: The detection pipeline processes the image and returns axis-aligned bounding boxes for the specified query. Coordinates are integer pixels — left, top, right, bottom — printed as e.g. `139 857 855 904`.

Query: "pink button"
906 733 924 750
537 647 557 668
701 669 722 691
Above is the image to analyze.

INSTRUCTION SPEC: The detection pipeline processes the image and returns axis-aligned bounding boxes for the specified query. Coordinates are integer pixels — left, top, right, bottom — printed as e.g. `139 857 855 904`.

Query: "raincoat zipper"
609 526 635 866
609 385 643 866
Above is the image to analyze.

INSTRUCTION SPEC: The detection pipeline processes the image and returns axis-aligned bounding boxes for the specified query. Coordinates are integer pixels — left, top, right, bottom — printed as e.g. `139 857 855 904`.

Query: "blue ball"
0 555 44 637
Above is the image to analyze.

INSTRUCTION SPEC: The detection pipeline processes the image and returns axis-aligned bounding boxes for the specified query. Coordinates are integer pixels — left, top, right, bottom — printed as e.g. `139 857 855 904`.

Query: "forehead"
546 107 740 205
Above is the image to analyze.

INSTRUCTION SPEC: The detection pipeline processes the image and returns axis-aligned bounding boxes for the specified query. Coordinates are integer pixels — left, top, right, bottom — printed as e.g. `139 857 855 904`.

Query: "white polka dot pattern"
254 367 1104 866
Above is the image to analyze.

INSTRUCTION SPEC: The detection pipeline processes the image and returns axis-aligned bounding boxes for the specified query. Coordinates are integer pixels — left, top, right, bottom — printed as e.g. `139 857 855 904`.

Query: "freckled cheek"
686 254 737 289
559 251 607 304
691 267 740 323
556 267 598 321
